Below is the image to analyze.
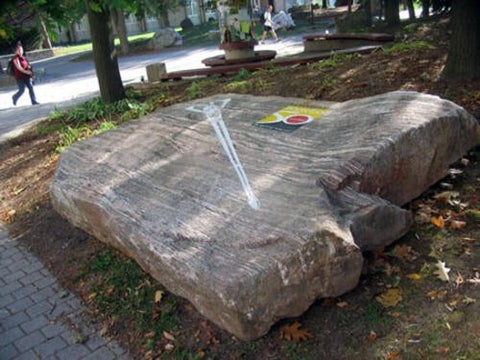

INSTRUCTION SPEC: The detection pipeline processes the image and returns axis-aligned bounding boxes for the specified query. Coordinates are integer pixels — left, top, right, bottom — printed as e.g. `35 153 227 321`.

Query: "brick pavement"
0 224 130 359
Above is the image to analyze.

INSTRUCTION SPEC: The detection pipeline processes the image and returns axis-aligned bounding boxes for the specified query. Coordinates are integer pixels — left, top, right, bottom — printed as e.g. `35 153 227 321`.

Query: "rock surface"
51 91 480 340
147 28 183 50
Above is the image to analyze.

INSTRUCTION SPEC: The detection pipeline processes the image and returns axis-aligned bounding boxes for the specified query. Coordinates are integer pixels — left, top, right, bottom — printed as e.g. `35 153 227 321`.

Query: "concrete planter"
219 40 258 60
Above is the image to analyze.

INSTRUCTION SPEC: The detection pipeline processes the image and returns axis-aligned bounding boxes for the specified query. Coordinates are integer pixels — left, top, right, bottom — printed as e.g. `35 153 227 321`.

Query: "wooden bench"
303 32 394 53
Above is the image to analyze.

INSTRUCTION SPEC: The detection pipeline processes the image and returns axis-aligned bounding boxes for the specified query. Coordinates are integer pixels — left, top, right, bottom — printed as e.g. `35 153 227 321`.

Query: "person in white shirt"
260 5 279 43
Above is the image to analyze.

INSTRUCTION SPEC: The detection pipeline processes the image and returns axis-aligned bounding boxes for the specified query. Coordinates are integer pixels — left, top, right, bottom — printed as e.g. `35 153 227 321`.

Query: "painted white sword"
188 99 260 210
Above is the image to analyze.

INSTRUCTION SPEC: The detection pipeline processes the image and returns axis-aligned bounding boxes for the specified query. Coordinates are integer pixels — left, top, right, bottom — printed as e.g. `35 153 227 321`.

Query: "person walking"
260 5 279 43
12 41 39 106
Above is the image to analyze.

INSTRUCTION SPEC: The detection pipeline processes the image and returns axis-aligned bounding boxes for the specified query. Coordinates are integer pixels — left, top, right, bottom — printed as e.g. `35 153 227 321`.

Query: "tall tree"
0 0 85 50
385 0 400 27
86 0 125 103
442 0 480 81
139 0 181 28
111 8 129 54
405 0 415 20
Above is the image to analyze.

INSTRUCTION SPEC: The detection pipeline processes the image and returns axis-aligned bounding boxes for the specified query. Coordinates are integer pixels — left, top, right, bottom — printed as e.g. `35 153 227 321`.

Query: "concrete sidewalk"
0 225 129 359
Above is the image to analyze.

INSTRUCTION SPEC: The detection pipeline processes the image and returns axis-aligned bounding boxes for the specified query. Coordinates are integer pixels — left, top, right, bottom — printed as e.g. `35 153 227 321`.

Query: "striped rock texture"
51 91 480 340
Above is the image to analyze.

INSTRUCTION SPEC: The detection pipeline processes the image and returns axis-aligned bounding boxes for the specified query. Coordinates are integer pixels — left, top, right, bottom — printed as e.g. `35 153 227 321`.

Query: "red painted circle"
285 115 310 125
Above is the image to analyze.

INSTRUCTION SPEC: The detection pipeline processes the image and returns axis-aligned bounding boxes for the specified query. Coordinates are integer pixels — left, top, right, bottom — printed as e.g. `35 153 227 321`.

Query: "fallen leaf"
386 350 400 359
463 296 476 304
433 260 450 282
392 244 416 261
376 288 402 308
201 320 219 345
449 220 467 230
406 273 422 280
280 321 313 343
154 290 164 303
436 346 450 353
426 290 447 300
163 331 175 341
415 205 434 223
453 272 464 288
336 301 348 308
145 331 155 338
434 191 459 202
58 290 69 298
100 325 108 337
448 293 463 307
431 216 445 228
368 330 377 342
12 187 25 195
467 272 480 284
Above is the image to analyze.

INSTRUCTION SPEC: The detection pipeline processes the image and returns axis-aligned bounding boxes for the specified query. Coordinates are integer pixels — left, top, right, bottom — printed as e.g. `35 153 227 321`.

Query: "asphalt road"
0 36 304 144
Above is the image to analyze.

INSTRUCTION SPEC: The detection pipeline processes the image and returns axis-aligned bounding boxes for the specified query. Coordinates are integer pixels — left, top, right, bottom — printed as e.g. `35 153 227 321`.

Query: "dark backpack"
6 58 14 76
259 11 266 24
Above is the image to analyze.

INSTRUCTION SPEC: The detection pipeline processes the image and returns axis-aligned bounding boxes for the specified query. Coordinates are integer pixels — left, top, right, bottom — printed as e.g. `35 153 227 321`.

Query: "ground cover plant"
1 14 480 360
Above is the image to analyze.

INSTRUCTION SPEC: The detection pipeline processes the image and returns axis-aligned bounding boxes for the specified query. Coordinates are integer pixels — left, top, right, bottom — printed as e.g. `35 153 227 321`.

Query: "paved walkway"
0 225 129 359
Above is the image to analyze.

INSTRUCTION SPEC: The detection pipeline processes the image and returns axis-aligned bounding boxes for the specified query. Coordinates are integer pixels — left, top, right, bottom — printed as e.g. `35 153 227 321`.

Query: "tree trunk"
199 2 206 23
322 0 327 9
111 8 129 55
85 0 125 104
385 0 400 27
139 16 147 32
310 0 314 25
442 0 480 81
161 11 170 28
39 15 52 49
421 0 430 17
68 23 78 43
364 0 372 27
406 0 415 20
157 17 164 29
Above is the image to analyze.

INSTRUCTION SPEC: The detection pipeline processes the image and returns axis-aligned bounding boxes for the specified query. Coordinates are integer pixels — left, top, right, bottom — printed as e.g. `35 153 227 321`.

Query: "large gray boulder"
51 91 480 340
147 28 183 50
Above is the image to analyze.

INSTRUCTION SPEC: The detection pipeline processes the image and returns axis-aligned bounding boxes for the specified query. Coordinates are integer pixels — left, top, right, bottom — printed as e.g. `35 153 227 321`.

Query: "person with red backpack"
11 41 39 106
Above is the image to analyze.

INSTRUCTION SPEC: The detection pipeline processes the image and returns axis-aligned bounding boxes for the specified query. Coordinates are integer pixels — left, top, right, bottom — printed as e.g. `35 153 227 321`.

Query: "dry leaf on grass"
406 273 422 280
386 350 400 359
426 290 447 300
449 220 467 230
154 290 164 303
392 244 417 261
163 331 175 341
431 215 445 228
280 321 313 343
433 260 451 282
336 301 349 308
434 191 459 202
376 288 402 308
467 272 480 284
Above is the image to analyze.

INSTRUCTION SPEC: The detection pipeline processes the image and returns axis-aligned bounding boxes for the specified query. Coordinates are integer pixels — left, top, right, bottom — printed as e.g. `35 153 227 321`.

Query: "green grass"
309 53 352 70
384 40 435 54
53 32 156 57
84 249 180 348
43 92 153 152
